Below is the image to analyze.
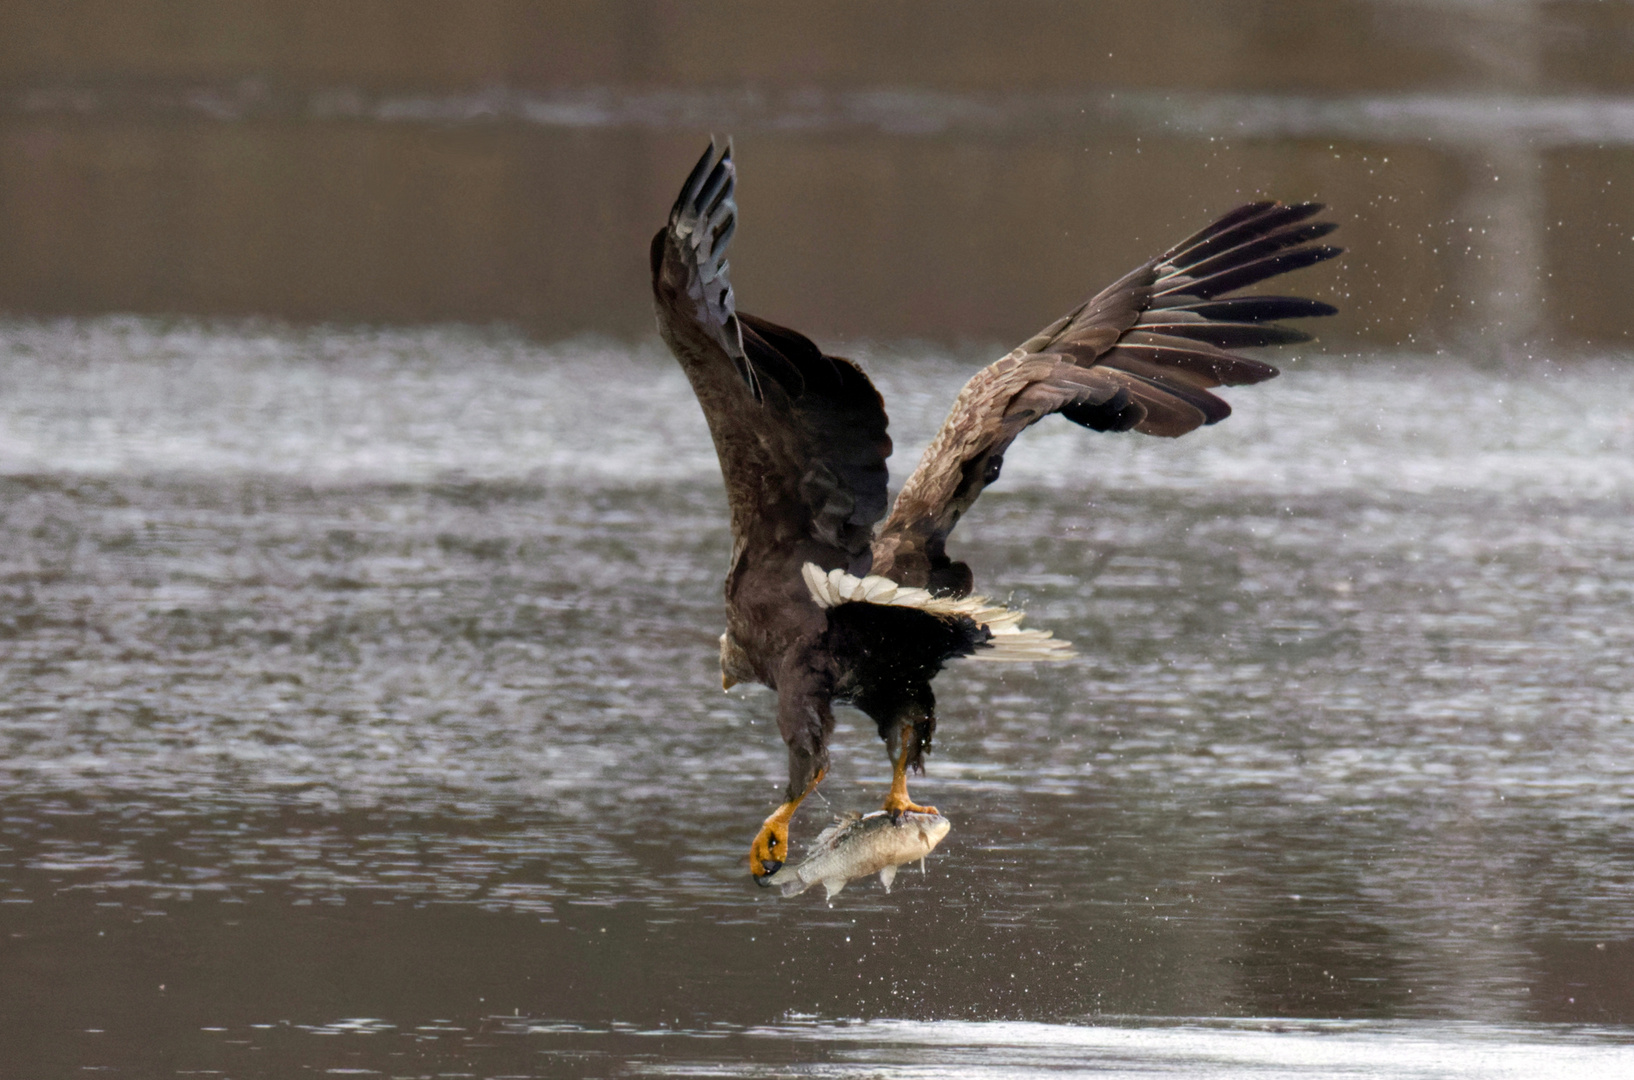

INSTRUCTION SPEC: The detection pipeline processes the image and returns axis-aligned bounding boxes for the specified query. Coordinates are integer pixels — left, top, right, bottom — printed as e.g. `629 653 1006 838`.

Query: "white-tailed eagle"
650 142 1339 882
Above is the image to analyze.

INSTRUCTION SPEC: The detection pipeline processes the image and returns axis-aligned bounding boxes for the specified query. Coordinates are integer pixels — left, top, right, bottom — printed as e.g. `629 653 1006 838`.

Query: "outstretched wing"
872 201 1340 594
651 142 891 568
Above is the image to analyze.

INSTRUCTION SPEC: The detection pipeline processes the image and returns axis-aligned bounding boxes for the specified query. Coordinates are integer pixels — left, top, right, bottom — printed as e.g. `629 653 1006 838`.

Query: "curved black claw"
754 860 783 886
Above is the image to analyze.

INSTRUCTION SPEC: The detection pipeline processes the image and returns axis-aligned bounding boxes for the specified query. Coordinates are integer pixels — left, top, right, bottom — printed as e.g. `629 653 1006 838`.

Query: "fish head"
918 814 951 847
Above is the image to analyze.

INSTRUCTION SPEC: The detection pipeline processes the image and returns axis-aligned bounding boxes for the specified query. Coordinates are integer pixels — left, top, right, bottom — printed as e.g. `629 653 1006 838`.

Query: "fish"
767 810 951 901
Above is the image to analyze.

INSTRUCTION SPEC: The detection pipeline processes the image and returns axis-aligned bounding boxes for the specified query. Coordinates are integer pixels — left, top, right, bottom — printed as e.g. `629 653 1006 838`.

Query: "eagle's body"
651 143 1340 882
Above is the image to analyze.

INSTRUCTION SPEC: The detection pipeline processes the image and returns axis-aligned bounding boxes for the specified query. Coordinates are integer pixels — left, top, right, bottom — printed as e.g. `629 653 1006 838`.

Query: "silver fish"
767 810 951 901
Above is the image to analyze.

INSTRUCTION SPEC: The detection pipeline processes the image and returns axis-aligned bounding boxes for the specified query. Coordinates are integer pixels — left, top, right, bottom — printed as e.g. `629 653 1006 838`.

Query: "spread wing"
651 142 891 568
872 201 1340 594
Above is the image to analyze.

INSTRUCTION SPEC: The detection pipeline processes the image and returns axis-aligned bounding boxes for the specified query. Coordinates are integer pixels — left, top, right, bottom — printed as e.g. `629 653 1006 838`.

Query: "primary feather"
871 196 1341 594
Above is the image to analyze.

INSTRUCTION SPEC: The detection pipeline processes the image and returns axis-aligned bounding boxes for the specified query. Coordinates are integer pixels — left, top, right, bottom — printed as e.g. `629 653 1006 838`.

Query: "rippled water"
1 318 1632 1076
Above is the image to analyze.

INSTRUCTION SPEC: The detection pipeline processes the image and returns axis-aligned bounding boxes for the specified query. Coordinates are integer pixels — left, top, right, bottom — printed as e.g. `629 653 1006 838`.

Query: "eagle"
650 142 1340 883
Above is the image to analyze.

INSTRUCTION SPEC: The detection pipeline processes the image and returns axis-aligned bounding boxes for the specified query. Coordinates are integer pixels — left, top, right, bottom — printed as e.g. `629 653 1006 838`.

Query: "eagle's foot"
882 789 938 821
749 809 792 884
884 725 935 821
750 767 826 885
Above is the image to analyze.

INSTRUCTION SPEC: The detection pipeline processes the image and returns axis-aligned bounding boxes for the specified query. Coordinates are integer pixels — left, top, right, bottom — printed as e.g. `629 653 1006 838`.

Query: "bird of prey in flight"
650 141 1339 883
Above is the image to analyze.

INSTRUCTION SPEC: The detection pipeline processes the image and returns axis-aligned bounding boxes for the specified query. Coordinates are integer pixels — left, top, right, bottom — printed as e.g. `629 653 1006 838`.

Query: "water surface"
1 319 1632 1076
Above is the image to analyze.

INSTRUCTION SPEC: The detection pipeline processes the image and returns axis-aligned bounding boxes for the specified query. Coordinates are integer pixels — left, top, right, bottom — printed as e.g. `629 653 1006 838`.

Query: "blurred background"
1 0 1631 353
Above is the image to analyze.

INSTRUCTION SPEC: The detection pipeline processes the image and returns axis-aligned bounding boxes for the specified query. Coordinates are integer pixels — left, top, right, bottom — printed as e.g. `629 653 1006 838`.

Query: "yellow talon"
749 804 793 881
882 790 938 817
749 768 825 883
883 730 936 817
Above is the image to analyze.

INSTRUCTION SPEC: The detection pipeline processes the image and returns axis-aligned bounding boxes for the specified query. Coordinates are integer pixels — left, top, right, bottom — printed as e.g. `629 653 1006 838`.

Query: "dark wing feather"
651 141 753 394
873 201 1340 594
1159 243 1344 300
652 142 891 566
739 313 891 557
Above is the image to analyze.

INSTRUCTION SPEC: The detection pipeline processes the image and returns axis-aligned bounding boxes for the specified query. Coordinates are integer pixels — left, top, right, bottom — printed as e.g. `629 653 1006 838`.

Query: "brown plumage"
651 142 1340 883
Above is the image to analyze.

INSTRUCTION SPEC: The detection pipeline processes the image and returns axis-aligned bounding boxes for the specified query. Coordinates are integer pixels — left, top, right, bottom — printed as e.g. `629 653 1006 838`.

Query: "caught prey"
767 810 952 901
651 140 1340 882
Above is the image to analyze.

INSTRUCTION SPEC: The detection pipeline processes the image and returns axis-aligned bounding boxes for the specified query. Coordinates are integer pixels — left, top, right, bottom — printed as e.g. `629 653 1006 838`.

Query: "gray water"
1 318 1633 1076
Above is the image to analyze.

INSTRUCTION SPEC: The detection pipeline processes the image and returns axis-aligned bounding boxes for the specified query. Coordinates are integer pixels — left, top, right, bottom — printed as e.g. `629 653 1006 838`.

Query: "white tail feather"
802 563 1074 662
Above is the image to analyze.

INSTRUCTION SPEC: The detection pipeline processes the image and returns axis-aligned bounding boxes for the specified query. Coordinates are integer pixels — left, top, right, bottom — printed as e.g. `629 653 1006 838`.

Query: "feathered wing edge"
872 201 1340 592
1010 200 1341 438
655 142 894 563
660 139 759 398
802 563 1073 662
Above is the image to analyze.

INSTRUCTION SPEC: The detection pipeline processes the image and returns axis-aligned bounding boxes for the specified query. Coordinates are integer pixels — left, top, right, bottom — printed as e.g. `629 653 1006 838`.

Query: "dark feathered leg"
751 682 834 884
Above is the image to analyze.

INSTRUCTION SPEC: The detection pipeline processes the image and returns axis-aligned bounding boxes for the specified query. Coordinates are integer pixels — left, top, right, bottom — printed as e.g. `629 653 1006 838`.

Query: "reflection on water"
19 82 1634 145
1 319 1631 1075
545 1018 1634 1079
43 1016 1631 1079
